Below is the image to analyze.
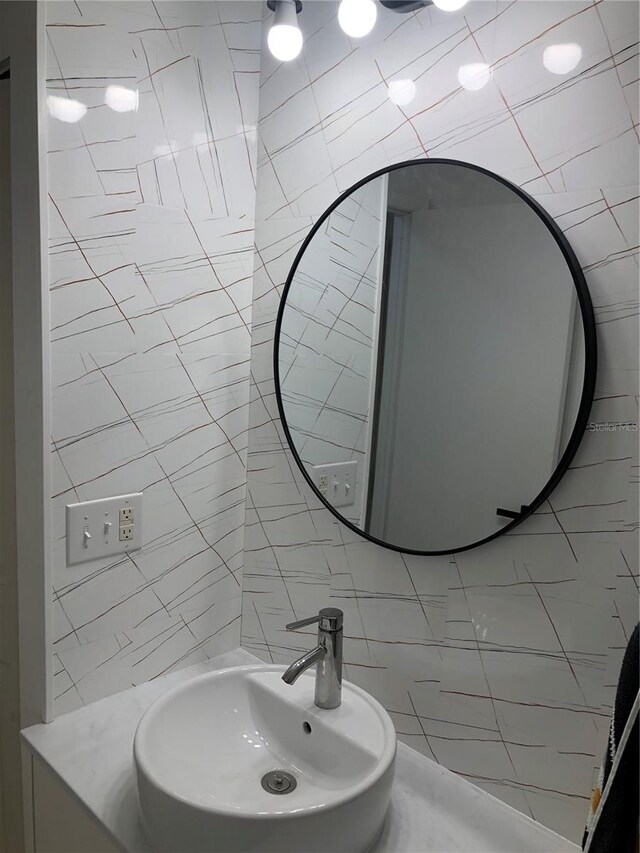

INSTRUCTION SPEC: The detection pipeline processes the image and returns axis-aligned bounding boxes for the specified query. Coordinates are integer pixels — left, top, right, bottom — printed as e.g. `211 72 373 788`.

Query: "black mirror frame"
273 158 598 556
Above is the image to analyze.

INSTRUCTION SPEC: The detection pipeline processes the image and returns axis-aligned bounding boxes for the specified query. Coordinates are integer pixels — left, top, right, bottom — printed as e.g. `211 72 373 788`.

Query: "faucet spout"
281 644 326 685
282 608 343 708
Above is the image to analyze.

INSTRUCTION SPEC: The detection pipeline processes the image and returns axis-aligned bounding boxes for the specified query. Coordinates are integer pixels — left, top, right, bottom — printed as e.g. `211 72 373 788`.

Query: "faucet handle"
286 607 343 632
286 614 321 631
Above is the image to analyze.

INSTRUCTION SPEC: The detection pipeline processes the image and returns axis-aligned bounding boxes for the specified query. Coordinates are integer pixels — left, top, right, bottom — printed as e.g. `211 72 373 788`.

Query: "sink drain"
261 770 297 795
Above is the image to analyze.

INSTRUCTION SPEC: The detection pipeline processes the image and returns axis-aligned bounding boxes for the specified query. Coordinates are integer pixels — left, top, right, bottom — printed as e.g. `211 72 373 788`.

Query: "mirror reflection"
277 161 590 553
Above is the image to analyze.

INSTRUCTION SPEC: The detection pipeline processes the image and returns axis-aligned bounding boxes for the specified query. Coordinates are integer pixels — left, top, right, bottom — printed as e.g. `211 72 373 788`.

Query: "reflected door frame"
365 206 413 536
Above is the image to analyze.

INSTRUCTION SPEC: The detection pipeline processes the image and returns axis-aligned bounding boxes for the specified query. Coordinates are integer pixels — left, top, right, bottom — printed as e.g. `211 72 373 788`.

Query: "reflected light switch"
311 461 357 508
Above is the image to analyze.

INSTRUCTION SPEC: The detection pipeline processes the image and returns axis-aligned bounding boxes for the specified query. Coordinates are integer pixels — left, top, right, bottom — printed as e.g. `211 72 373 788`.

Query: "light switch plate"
310 461 357 508
66 493 143 566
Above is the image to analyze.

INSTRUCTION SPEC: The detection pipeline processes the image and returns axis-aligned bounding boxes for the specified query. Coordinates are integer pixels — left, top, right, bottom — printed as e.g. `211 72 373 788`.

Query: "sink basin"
134 664 396 853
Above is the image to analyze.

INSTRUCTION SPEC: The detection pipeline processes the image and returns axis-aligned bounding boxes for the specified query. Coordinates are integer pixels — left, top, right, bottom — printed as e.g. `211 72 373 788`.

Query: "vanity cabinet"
26 753 119 853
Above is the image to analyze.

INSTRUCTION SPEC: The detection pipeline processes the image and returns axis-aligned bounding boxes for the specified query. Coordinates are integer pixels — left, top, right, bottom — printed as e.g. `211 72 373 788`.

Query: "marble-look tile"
46 0 261 713
49 348 250 707
45 0 637 844
133 204 254 353
242 1 638 844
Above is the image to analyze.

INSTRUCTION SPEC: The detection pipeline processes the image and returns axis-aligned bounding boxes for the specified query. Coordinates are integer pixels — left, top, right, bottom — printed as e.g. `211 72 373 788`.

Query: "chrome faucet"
281 607 343 709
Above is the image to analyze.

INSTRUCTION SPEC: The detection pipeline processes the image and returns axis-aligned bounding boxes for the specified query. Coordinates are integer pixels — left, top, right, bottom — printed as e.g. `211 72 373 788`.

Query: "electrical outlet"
66 492 143 565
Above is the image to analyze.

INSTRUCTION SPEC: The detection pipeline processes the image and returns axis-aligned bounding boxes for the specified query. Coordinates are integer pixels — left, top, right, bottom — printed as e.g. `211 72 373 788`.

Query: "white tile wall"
43 0 638 843
241 0 639 843
46 0 261 714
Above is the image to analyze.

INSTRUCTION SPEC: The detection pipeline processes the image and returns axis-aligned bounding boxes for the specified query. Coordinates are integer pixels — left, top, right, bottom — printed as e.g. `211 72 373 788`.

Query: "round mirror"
274 160 597 555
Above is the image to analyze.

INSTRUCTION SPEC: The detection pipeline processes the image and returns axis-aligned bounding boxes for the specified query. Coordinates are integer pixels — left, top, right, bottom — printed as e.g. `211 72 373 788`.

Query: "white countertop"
22 649 579 853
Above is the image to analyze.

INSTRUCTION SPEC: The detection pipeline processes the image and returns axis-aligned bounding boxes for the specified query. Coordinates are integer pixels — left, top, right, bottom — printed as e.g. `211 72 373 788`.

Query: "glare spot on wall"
46 95 87 124
104 85 139 113
543 43 582 75
457 63 492 91
387 79 416 106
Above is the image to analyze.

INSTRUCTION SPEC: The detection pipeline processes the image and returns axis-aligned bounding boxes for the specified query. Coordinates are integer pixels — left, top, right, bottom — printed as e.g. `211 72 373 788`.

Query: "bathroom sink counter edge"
22 648 579 853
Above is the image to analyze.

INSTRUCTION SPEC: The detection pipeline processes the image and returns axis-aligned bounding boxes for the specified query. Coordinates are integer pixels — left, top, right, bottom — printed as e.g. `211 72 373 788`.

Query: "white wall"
45 0 261 715
0 0 51 734
241 0 639 842
377 195 577 551
0 1 51 846
4 1 638 847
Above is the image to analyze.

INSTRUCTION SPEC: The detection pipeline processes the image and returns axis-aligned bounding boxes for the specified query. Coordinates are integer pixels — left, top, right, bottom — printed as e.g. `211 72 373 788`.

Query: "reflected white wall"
279 177 387 526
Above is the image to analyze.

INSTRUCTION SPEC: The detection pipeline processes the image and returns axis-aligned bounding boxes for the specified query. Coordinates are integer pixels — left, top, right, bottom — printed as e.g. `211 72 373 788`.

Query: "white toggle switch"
66 493 143 566
311 461 357 508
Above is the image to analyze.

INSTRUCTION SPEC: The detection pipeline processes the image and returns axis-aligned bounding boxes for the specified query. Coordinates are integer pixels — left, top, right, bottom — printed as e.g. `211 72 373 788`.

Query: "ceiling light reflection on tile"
153 141 180 158
543 43 582 75
387 79 416 107
104 85 139 113
457 63 491 92
46 95 87 124
432 0 468 11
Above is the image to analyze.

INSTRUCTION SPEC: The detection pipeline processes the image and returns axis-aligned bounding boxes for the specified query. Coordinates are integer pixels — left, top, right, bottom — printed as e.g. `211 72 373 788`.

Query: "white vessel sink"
134 664 397 853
